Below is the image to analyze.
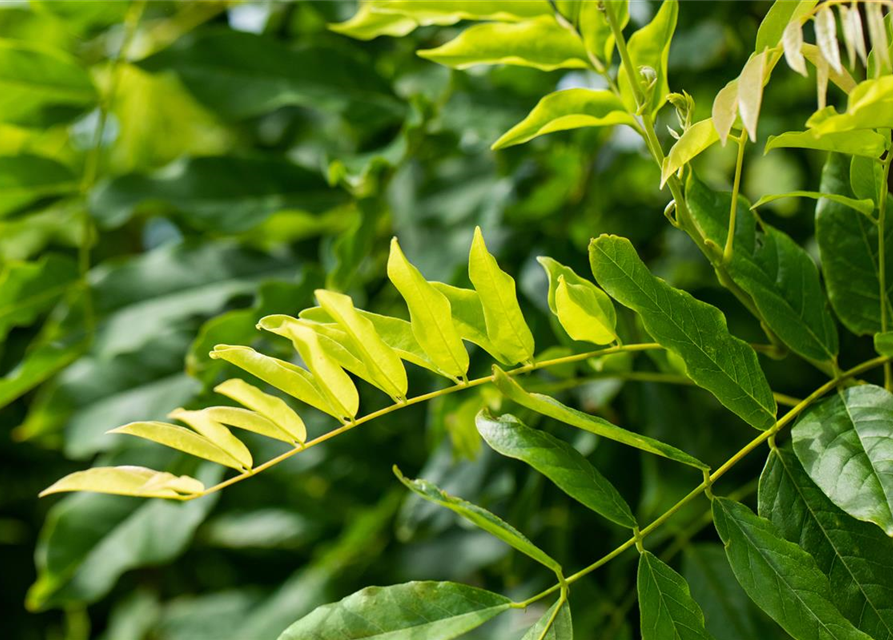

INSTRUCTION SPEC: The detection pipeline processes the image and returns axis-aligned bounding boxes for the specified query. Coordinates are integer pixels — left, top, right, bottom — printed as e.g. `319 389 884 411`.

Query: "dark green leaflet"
686 175 838 363
760 443 893 640
638 551 715 640
589 234 777 430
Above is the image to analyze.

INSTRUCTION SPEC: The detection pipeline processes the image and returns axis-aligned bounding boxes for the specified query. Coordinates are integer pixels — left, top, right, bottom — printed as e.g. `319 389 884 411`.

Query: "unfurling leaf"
40 466 204 499
110 422 249 471
589 235 777 429
469 227 535 365
713 497 872 640
315 289 408 400
783 19 807 76
417 17 589 72
214 378 307 444
476 409 636 529
792 384 893 536
492 368 707 469
388 238 469 379
638 552 715 640
394 465 562 573
277 581 512 640
492 89 635 150
258 316 359 420
816 6 843 74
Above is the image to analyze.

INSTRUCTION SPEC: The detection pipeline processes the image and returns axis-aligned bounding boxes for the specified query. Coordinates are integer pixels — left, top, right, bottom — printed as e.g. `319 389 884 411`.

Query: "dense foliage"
5 1 893 639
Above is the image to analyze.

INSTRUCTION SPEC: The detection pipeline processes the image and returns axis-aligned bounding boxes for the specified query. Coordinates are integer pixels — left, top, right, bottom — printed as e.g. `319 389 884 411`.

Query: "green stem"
723 134 747 265
512 354 891 609
879 151 892 390
186 343 663 499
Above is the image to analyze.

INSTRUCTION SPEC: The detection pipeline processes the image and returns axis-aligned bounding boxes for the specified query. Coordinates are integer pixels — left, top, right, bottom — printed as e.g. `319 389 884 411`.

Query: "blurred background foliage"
0 1 845 638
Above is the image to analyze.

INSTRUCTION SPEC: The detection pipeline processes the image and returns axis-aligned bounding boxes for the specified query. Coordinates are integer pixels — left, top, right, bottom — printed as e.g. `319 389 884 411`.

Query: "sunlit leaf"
807 76 893 134
712 79 739 146
168 408 253 470
40 466 204 499
617 0 678 116
110 422 248 471
430 283 510 364
662 119 719 186
754 0 817 52
765 128 887 158
468 227 535 365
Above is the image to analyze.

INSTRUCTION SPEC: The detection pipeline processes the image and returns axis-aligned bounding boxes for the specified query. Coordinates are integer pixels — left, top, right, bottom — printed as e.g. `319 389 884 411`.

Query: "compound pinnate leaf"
589 234 777 429
388 238 469 379
208 378 307 442
277 581 512 640
492 89 635 150
417 16 589 72
394 466 562 574
521 600 573 640
760 443 893 639
638 551 715 640
40 466 204 499
476 409 636 529
109 422 249 472
315 289 408 400
792 384 893 536
686 176 839 364
469 227 535 365
492 368 707 470
816 154 893 336
712 497 872 640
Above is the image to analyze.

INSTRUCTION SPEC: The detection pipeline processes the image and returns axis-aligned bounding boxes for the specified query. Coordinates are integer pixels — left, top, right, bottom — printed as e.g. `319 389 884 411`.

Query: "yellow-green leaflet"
738 50 768 142
815 6 842 74
214 378 306 443
202 406 296 444
169 408 253 470
39 466 204 499
430 282 510 363
555 276 617 345
110 422 248 471
783 19 807 76
258 315 359 420
387 237 469 379
712 79 739 145
315 289 408 400
209 345 335 417
468 227 534 365
328 4 417 41
662 119 719 186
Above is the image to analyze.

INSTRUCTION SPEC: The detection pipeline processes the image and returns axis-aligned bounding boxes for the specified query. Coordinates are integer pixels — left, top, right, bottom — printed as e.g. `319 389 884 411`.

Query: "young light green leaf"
492 89 635 150
328 4 417 41
373 1 553 24
661 119 720 187
803 42 857 93
838 4 863 69
554 275 617 345
755 0 817 52
110 422 247 471
808 76 893 133
760 443 893 639
876 332 893 357
258 316 359 420
686 177 839 364
277 581 512 640
638 551 715 640
589 234 777 429
476 409 636 529
492 368 708 469
417 17 589 72
429 282 509 363
316 289 408 400
712 79 739 146
169 408 253 470
202 406 296 445
209 345 335 418
738 50 768 142
816 154 893 335
617 0 678 116
751 191 875 217
393 465 562 573
388 238 469 379
214 378 307 444
521 600 573 640
816 6 843 74
867 3 890 75
40 466 204 499
579 0 627 65
469 227 535 365
765 128 887 158
792 384 893 536
783 19 808 76
712 497 872 640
